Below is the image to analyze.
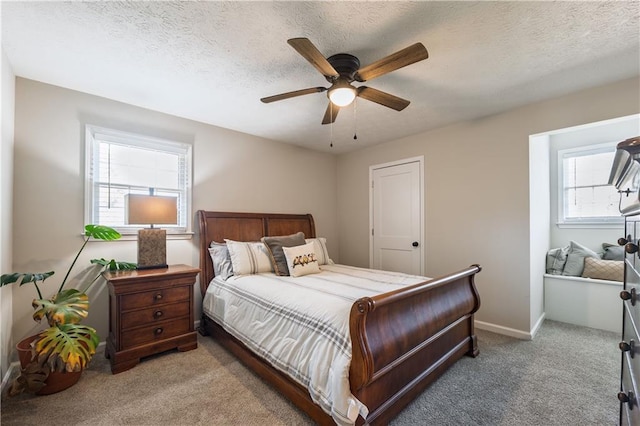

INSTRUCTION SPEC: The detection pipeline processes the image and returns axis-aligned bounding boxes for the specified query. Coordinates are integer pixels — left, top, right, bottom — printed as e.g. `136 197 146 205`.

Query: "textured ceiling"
2 1 639 154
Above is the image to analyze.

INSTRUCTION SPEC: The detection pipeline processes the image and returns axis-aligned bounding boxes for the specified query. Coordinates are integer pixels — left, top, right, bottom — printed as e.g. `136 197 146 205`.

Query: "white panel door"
371 160 422 274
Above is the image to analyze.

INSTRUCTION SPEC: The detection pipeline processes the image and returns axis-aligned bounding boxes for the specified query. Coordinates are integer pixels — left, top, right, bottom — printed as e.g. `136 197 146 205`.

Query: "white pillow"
224 239 273 275
305 237 334 265
283 242 321 277
208 241 234 280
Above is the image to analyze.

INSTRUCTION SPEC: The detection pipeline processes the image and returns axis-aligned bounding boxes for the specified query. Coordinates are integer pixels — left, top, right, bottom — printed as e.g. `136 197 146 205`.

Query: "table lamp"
125 194 177 269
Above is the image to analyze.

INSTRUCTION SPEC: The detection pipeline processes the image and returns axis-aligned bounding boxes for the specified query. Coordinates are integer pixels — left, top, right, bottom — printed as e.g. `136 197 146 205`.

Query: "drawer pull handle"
625 242 639 254
620 340 636 357
619 391 635 408
621 288 637 306
154 293 163 301
154 327 163 335
620 236 632 246
154 310 163 318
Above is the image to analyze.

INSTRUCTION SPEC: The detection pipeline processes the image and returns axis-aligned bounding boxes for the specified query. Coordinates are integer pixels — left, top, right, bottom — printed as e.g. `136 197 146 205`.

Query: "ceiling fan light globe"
329 87 356 107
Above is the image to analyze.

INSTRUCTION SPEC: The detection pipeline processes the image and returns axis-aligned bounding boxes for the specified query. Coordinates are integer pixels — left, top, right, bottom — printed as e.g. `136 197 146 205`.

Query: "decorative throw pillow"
545 246 569 275
305 237 334 265
602 242 625 261
208 241 234 280
582 257 623 282
562 241 601 277
224 239 274 276
261 232 306 276
282 242 320 277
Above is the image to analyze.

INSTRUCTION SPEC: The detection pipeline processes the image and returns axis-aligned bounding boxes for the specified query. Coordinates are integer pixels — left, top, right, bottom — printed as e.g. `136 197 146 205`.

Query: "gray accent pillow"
262 232 306 276
562 241 600 277
545 246 569 275
602 243 625 261
208 241 234 280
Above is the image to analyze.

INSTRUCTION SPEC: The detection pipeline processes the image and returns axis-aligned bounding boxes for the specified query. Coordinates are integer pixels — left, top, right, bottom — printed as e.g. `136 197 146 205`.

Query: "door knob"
626 242 639 254
412 241 419 247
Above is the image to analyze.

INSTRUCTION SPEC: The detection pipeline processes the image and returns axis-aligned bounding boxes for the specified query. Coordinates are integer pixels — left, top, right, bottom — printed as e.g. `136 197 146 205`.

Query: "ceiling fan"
260 38 429 125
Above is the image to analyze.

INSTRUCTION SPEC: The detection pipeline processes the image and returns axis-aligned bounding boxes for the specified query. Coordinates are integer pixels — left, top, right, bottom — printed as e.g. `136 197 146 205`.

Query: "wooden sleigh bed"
197 210 481 425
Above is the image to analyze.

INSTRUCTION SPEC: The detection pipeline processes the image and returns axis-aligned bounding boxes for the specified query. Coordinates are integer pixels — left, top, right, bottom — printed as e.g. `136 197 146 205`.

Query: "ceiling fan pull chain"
330 102 334 148
353 98 358 140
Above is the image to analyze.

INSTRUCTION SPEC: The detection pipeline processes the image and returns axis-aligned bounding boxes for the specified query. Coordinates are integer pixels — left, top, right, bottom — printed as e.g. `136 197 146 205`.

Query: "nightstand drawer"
120 285 190 311
121 302 190 330
104 264 199 373
120 318 191 350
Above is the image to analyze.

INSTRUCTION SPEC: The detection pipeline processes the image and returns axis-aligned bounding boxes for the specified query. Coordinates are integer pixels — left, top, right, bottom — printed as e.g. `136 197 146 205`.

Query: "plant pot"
16 334 82 395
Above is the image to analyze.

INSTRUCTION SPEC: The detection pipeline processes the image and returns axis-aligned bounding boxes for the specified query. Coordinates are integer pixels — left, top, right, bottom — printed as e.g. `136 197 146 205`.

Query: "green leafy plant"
0 224 136 395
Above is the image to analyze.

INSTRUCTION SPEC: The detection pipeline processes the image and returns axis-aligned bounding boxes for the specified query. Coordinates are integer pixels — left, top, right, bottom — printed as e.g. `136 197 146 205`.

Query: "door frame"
369 156 425 275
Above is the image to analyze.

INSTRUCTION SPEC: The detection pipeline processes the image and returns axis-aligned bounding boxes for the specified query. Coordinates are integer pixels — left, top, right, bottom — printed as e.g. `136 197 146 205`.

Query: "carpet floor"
1 320 618 425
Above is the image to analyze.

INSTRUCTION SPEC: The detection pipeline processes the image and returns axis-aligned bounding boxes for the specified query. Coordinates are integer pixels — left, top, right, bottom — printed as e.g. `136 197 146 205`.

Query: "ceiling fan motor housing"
326 53 360 82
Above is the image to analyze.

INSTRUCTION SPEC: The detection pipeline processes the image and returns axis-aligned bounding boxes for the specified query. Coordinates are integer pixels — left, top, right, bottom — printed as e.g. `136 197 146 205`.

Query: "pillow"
305 237 334 265
581 257 623 282
208 241 234 280
282 242 321 277
562 241 600 277
224 239 274 276
602 243 625 261
546 246 569 275
261 232 306 276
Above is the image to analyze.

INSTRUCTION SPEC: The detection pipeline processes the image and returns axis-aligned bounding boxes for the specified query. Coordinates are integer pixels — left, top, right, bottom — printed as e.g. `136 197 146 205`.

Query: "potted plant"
0 224 136 395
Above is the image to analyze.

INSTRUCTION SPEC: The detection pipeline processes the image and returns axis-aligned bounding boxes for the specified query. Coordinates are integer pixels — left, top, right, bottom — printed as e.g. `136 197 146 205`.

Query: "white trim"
556 221 622 229
368 156 425 275
84 124 194 233
543 273 622 287
474 319 540 341
1 361 19 395
530 113 640 138
556 141 619 225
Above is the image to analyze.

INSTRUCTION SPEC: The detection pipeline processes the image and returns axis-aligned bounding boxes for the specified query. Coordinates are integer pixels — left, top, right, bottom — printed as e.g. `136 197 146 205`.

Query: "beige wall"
336 76 640 336
1 49 15 380
12 78 338 344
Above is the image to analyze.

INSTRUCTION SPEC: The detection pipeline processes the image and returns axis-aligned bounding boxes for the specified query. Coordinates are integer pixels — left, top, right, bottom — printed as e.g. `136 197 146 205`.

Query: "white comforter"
202 264 430 425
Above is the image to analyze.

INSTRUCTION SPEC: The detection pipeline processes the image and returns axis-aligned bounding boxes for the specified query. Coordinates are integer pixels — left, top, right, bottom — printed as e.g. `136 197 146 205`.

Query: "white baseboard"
475 316 545 341
1 361 19 395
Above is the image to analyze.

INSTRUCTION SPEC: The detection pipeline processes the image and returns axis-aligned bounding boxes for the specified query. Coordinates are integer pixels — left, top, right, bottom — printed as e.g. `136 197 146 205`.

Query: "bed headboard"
197 210 316 296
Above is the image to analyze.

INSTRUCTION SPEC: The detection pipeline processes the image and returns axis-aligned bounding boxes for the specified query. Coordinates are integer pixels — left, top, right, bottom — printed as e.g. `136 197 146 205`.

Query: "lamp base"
137 228 167 270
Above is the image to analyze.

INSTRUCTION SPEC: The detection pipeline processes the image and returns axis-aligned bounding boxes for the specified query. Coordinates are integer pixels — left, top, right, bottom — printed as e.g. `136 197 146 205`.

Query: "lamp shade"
125 194 177 226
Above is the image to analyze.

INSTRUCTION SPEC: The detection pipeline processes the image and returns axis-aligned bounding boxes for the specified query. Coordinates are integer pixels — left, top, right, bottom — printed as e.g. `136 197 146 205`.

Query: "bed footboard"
349 264 481 424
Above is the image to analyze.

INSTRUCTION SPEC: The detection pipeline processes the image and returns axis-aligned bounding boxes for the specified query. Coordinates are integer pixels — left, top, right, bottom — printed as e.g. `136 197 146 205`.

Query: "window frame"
556 141 622 228
84 125 193 236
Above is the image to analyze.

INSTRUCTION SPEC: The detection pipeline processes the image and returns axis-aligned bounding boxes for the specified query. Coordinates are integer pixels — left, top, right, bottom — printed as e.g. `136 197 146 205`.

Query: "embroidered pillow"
262 232 306 276
208 241 234 280
282 242 320 277
305 237 334 265
224 239 273 276
581 257 623 282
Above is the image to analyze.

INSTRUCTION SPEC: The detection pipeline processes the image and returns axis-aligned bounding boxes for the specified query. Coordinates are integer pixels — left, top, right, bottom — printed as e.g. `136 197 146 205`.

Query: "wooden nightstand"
103 264 199 374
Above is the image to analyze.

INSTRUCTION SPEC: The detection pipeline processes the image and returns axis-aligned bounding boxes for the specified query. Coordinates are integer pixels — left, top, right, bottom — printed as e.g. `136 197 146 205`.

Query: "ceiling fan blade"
261 87 327 103
288 38 339 79
357 86 410 111
355 43 428 82
321 102 340 125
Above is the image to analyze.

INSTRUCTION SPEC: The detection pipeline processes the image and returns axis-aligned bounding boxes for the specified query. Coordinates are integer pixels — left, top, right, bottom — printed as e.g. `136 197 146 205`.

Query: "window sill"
556 222 623 229
86 232 194 241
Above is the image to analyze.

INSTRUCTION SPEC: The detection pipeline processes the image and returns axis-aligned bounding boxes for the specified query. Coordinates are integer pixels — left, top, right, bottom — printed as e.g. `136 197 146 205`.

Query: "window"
85 125 192 234
558 142 621 226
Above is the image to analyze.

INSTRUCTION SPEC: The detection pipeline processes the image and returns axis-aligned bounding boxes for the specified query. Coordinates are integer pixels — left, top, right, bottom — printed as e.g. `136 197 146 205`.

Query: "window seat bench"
543 274 622 333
